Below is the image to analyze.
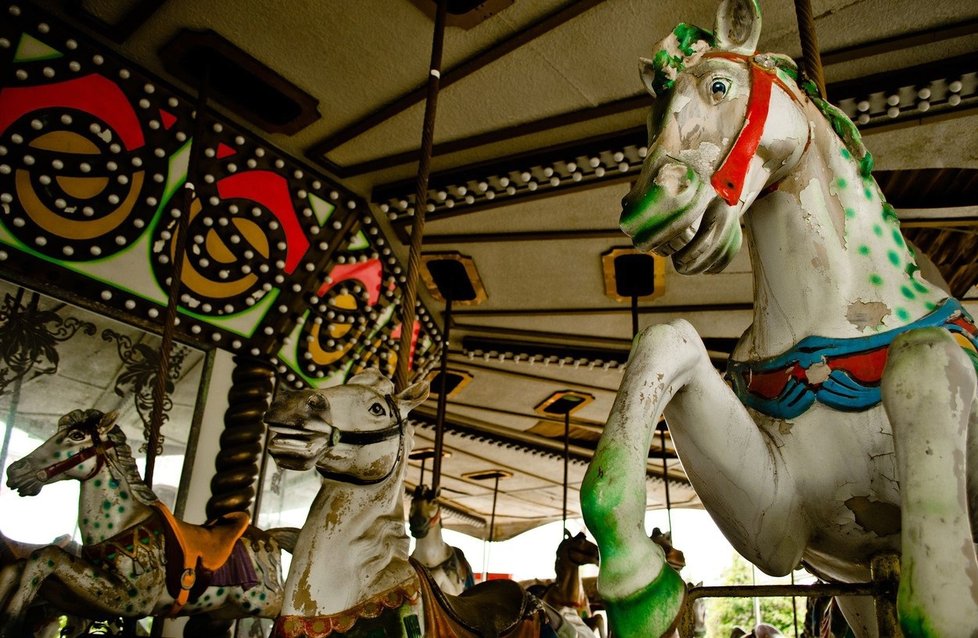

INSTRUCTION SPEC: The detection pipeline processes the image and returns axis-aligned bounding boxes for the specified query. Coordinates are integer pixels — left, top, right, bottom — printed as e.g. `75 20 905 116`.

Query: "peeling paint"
845 300 890 330
844 496 901 536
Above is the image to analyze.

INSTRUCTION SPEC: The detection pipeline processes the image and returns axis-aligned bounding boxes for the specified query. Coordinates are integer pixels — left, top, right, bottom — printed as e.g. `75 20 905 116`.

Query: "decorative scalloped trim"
273 574 422 638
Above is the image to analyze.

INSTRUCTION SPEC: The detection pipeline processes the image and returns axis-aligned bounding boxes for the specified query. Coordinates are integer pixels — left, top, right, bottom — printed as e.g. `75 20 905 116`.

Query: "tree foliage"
705 554 804 638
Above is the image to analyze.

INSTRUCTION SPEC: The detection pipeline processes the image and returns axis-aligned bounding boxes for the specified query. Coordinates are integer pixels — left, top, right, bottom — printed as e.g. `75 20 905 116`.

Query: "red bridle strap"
38 434 115 481
706 52 801 207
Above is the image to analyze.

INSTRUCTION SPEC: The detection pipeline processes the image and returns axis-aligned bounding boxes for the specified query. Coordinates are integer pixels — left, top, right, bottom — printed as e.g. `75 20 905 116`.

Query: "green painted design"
882 203 900 225
47 559 54 567
347 230 371 251
857 245 870 256
217 588 225 595
872 224 883 236
840 148 851 159
900 285 915 300
102 499 112 510
54 452 61 459
120 491 129 500
845 207 856 219
912 280 929 294
869 274 883 286
94 479 102 487
603 566 685 638
645 24 715 96
892 229 905 247
14 34 63 62
864 186 874 200
835 178 847 189
925 301 937 311
109 479 120 488
896 308 910 321
118 506 126 513
308 193 336 227
887 250 901 266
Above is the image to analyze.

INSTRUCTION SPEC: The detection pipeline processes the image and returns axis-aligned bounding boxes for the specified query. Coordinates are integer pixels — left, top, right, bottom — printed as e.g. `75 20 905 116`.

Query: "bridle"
316 394 405 486
35 424 116 483
704 51 804 207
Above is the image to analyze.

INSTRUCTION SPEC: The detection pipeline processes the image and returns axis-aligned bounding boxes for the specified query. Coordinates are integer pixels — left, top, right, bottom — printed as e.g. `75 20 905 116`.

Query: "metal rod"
395 0 448 392
145 61 210 487
793 0 826 98
631 294 639 338
685 581 879 601
562 411 570 530
660 424 672 535
431 298 452 493
484 473 501 582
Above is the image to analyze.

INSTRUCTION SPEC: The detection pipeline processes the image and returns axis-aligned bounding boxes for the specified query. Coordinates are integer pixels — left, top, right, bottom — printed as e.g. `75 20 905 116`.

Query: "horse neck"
742 101 947 355
412 517 453 565
77 456 155 545
549 555 586 609
283 468 414 616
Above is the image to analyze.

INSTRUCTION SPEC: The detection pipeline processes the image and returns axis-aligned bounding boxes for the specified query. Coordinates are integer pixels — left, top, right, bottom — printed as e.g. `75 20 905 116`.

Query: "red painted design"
391 320 421 372
712 64 772 207
0 74 145 148
158 108 177 130
317 259 383 305
216 171 309 274
216 142 236 159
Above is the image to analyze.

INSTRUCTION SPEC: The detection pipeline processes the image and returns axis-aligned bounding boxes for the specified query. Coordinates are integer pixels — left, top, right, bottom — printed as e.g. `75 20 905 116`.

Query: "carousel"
0 0 977 636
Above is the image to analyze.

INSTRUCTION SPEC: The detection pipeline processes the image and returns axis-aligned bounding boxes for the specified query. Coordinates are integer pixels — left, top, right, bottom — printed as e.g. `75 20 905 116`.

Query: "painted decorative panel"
0 1 441 383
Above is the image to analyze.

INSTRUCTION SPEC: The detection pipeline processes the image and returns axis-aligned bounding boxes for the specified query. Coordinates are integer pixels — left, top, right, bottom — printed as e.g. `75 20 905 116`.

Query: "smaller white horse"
264 369 592 638
408 485 475 596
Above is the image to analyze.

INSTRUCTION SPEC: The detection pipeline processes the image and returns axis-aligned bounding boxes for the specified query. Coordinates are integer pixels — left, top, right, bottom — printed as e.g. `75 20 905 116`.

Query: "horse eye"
369 403 385 416
68 430 86 441
710 79 730 100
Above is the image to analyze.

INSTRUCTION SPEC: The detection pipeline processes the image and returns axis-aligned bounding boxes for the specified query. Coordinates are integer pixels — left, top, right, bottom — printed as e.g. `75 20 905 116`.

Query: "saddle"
154 503 250 614
413 558 547 638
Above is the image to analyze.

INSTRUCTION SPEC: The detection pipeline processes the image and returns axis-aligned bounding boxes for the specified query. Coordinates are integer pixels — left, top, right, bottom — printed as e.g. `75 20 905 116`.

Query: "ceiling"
22 0 978 540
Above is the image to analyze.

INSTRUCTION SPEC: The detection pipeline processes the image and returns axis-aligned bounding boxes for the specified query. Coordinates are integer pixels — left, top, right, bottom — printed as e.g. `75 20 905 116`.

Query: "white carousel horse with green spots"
581 1 978 636
263 369 592 638
0 409 296 637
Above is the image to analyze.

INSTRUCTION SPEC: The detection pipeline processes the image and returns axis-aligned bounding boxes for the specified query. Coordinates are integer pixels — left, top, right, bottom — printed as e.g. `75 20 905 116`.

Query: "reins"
315 394 406 486
37 427 116 482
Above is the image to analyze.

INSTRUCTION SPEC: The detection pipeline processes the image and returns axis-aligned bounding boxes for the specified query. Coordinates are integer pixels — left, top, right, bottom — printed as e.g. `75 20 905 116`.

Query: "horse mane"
104 424 160 506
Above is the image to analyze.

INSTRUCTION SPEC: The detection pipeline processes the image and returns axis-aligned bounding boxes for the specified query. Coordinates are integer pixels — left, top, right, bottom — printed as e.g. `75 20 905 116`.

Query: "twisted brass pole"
395 0 448 391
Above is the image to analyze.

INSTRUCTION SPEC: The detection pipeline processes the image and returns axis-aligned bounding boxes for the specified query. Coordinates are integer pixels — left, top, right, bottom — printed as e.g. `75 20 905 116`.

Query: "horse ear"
639 56 658 98
714 0 761 54
98 410 119 434
395 379 430 415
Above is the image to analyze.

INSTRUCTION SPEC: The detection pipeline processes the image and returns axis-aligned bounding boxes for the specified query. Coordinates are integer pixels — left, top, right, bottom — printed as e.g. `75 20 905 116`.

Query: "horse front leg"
882 326 978 636
0 545 147 636
582 319 806 638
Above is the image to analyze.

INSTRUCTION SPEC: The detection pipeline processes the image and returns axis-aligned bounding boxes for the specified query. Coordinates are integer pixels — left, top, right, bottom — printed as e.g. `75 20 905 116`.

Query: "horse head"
621 0 820 275
408 484 440 538
556 530 599 569
265 369 429 485
650 527 686 571
5 409 119 497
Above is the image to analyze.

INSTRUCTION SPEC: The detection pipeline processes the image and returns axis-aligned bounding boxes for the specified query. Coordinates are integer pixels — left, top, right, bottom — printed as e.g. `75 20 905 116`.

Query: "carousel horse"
541 531 605 638
408 484 475 595
264 369 593 638
0 409 296 637
580 0 978 636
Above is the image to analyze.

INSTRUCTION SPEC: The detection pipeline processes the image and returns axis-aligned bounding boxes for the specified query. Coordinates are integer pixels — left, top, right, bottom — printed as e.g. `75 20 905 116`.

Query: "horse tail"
268 526 301 553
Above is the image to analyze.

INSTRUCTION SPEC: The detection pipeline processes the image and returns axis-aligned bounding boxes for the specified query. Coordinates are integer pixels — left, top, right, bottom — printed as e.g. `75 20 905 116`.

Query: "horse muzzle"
5 458 44 497
620 161 713 255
